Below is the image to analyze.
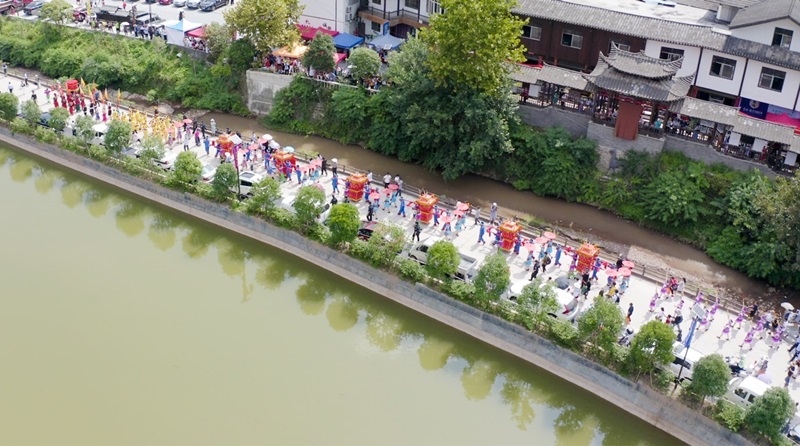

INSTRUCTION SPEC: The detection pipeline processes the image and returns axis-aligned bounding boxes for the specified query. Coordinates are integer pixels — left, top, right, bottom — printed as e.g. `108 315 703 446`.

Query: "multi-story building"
357 0 441 37
511 0 800 173
298 0 362 34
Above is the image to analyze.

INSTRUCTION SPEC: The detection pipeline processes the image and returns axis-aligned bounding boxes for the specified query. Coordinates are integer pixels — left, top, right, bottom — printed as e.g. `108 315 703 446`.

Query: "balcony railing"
359 6 430 25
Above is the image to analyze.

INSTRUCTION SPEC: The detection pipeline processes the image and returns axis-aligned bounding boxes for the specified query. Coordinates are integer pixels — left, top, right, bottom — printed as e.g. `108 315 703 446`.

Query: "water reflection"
0 145 682 445
9 157 35 183
114 201 147 237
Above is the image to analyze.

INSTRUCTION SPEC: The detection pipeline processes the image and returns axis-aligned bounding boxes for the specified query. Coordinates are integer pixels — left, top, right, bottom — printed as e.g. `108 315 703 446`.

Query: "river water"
197 112 793 303
0 146 682 445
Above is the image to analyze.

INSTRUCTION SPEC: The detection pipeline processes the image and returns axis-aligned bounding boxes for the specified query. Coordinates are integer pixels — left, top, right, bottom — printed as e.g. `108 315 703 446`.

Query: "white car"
152 151 178 171
186 0 201 8
235 171 265 197
173 0 187 6
199 164 217 182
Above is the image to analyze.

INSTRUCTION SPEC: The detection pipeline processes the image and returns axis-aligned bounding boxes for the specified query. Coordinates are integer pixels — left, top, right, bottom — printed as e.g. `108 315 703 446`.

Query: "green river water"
0 145 682 445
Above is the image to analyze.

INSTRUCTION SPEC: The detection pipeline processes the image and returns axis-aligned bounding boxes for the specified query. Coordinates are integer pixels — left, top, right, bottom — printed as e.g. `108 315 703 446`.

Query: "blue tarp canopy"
332 32 364 50
367 34 403 51
166 19 202 32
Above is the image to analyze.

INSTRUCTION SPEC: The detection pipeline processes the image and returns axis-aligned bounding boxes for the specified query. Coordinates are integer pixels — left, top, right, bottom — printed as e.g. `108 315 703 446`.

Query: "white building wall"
739 60 800 109
694 50 747 97
731 18 800 51
299 0 360 34
643 40 702 78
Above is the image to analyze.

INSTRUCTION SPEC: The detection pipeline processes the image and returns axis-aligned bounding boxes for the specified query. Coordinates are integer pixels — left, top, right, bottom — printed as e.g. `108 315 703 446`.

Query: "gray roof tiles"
602 46 683 79
729 0 800 28
583 59 694 102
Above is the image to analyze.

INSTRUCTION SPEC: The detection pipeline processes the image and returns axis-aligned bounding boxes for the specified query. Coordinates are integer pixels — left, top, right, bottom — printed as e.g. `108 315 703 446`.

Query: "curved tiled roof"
601 45 683 79
583 59 694 102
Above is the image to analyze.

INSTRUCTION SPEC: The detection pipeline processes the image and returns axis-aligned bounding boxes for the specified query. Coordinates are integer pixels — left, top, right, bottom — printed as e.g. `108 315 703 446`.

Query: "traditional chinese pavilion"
584 44 694 140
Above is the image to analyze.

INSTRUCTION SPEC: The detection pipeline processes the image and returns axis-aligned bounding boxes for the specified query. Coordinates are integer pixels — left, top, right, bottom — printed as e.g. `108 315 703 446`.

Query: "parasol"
457 202 469 211
247 144 259 150
298 164 310 172
453 210 464 217
310 159 321 166
284 146 295 153
313 183 325 191
534 236 548 244
331 158 338 163
369 192 380 200
622 260 635 268
441 216 453 224
262 134 273 141
543 231 557 240
605 269 619 277
782 302 795 311
618 267 632 277
388 183 399 190
523 242 537 251
183 118 193 124
269 140 280 149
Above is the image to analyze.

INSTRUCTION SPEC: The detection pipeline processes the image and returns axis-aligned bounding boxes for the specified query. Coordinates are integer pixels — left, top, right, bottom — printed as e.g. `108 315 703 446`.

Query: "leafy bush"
264 206 299 230
10 117 32 135
651 368 676 393
549 319 579 348
441 279 476 302
745 387 796 442
473 251 511 303
292 185 327 229
398 258 426 283
425 240 459 279
714 400 745 432
326 203 360 246
0 92 18 121
627 321 676 378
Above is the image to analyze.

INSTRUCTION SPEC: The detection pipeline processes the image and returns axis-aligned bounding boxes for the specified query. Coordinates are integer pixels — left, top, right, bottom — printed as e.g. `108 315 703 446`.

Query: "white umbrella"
262 134 273 142
229 134 242 145
269 140 280 149
782 302 795 310
331 158 338 163
284 146 295 153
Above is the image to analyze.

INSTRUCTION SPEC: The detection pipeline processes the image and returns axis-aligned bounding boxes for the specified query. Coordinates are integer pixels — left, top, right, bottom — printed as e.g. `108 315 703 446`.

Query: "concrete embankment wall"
245 71 294 116
0 128 755 446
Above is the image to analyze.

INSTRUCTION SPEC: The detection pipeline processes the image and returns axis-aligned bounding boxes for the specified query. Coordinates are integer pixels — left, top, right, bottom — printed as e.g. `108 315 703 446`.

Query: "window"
372 0 381 4
772 27 793 48
561 30 582 49
427 0 443 14
405 0 419 9
371 21 382 33
610 40 630 52
659 47 684 61
709 56 736 79
522 24 542 41
758 67 786 92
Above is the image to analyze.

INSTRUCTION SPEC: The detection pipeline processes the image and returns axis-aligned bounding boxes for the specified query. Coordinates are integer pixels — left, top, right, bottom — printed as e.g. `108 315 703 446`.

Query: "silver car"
186 0 201 8
173 0 187 7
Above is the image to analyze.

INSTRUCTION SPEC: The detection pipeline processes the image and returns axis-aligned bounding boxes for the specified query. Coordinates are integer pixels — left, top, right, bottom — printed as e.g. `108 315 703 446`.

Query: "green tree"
516 279 559 329
103 120 132 153
39 0 73 25
21 100 40 127
292 185 326 228
627 321 676 378
385 36 429 86
171 151 203 185
204 22 232 63
419 0 526 95
244 177 282 216
326 203 360 246
641 171 706 227
211 162 238 200
349 47 381 83
425 240 460 280
365 222 406 268
754 174 800 288
224 0 302 53
745 387 796 442
138 134 165 165
473 251 511 303
578 297 625 358
688 354 731 404
74 115 95 149
302 32 336 74
0 92 18 121
47 107 70 132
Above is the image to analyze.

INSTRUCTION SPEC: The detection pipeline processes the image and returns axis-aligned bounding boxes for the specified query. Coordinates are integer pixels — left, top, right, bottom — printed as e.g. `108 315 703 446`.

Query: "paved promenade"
9 75 800 414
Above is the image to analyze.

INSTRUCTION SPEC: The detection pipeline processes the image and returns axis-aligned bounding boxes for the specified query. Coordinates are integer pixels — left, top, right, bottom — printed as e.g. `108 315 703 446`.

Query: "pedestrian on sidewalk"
183 133 190 151
477 221 486 244
489 202 498 225
473 206 481 225
332 174 339 194
209 118 216 135
513 237 521 255
7 81 12 94
366 203 374 222
34 74 39 88
433 205 440 227
22 73 27 86
2 63 7 76
398 196 406 217
626 303 634 324
524 252 534 271
529 259 541 281
542 254 551 272
331 158 338 175
203 136 210 156
412 220 421 242
383 172 391 188
554 244 563 266
321 157 328 176
194 129 201 146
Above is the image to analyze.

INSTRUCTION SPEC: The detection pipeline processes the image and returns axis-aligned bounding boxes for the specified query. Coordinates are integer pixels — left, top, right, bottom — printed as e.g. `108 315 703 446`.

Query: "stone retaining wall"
245 71 294 116
0 128 755 446
516 104 591 138
665 135 775 177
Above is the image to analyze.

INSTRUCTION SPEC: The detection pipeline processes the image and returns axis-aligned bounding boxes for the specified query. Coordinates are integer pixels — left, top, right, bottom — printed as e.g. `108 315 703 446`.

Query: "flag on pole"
683 317 699 349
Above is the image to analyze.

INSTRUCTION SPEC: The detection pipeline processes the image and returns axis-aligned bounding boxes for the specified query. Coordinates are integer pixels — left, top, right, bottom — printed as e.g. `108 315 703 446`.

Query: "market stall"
273 44 308 59
165 19 203 47
332 32 364 51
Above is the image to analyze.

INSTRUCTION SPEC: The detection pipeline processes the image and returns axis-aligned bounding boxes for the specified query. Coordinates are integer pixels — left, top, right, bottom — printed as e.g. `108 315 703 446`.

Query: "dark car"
199 0 225 11
357 220 379 241
22 0 43 15
38 111 51 127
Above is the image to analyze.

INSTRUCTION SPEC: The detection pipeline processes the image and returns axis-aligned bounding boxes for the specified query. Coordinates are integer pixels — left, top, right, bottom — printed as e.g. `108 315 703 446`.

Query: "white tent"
165 19 203 47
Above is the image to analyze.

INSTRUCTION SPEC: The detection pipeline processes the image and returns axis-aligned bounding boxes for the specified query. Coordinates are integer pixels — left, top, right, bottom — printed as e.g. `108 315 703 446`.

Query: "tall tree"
420 0 526 95
302 32 336 74
473 252 511 303
171 151 203 185
688 354 731 404
745 387 796 442
626 321 675 379
103 120 132 153
425 240 460 280
224 0 303 54
39 0 73 25
204 22 233 63
348 47 381 83
0 92 18 121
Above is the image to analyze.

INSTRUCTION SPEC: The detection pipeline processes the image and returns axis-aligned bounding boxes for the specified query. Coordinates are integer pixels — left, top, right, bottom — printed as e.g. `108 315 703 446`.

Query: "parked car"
199 0 225 11
357 220 379 241
235 171 265 197
725 376 770 410
173 0 187 7
72 6 88 21
186 0 201 8
666 342 705 382
94 5 131 23
408 237 480 282
23 0 44 15
199 164 217 183
134 13 161 26
157 0 172 5
152 151 178 171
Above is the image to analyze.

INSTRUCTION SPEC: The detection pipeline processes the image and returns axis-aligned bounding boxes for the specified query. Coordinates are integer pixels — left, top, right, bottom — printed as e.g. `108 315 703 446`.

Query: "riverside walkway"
9 75 800 415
